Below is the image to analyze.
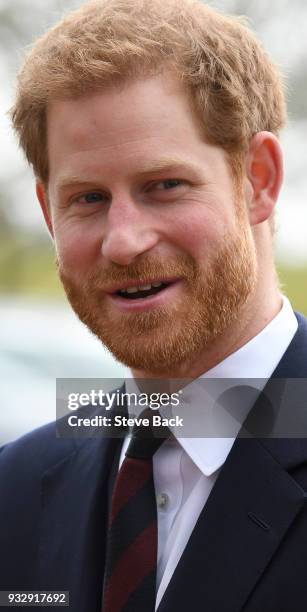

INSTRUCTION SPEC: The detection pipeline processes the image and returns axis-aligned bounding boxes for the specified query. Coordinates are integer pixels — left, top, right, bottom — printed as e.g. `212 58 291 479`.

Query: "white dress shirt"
120 296 298 609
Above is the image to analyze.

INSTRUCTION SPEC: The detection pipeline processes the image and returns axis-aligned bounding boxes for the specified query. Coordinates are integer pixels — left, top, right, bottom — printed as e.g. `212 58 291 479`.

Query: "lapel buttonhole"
247 511 271 531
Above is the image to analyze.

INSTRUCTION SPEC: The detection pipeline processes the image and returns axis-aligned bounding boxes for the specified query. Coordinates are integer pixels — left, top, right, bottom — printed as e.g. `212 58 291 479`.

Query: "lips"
106 277 179 296
117 281 170 300
107 279 183 313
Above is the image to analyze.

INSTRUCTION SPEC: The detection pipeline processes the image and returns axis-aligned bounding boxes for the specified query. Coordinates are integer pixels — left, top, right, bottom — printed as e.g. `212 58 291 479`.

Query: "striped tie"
102 408 170 612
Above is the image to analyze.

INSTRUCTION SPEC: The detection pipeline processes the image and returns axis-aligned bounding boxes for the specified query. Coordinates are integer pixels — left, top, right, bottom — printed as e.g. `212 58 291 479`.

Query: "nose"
101 198 159 266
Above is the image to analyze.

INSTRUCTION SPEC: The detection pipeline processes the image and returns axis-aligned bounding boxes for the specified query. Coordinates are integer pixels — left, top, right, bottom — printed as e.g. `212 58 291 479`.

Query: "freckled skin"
38 72 283 378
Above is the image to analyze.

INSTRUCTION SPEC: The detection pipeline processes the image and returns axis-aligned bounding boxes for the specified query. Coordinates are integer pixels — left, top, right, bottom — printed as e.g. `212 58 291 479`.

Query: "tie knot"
125 408 170 460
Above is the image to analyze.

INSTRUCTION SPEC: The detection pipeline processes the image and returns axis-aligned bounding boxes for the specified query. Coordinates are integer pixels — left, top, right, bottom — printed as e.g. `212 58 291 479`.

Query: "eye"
153 179 182 191
72 192 107 205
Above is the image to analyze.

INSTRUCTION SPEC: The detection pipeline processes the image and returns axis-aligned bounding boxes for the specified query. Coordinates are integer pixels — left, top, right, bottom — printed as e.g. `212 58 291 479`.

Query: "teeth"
119 281 164 294
139 284 152 291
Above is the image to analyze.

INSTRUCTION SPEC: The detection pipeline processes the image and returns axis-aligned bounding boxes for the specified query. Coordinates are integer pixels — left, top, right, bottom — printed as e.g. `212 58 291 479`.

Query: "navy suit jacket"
1 313 307 612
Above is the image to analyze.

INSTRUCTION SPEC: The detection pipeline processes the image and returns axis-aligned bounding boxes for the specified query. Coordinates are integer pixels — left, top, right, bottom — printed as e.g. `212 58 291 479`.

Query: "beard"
58 219 257 375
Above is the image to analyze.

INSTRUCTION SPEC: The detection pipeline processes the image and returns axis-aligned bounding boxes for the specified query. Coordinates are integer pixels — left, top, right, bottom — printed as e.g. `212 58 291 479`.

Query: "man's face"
45 72 257 375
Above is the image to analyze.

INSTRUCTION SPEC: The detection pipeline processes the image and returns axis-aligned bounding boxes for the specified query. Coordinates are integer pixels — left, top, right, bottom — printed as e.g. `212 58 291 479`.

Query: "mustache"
57 254 199 289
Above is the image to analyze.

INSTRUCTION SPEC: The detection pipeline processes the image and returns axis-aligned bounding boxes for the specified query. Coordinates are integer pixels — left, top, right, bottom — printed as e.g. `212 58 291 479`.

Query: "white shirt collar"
177 296 298 475
125 296 298 477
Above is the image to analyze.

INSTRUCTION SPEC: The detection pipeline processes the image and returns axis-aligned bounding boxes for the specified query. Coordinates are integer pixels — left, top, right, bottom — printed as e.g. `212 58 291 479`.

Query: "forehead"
46 71 230 186
47 73 201 151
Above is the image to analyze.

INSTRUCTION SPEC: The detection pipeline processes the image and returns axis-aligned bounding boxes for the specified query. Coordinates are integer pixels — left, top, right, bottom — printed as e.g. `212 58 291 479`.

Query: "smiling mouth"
116 281 171 300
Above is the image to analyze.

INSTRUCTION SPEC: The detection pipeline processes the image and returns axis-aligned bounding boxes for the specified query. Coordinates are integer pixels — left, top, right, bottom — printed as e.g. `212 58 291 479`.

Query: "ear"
36 181 54 238
245 132 284 226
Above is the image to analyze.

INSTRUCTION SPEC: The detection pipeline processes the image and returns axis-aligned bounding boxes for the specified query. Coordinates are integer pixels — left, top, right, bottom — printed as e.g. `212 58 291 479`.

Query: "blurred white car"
0 297 127 444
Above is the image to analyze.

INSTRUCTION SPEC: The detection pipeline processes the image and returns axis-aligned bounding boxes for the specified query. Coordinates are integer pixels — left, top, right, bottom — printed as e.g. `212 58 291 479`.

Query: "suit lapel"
39 434 122 612
157 436 306 612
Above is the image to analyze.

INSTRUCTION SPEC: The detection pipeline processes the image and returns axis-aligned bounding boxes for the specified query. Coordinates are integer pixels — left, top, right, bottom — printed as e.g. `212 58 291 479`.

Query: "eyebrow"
56 157 202 192
137 158 201 176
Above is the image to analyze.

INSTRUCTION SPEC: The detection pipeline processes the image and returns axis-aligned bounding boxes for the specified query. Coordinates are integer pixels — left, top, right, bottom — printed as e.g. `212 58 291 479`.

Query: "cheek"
53 218 103 272
166 208 227 257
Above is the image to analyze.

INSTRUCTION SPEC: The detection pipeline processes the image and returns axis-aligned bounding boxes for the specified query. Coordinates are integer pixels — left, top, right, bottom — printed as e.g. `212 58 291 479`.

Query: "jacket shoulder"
0 419 78 485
